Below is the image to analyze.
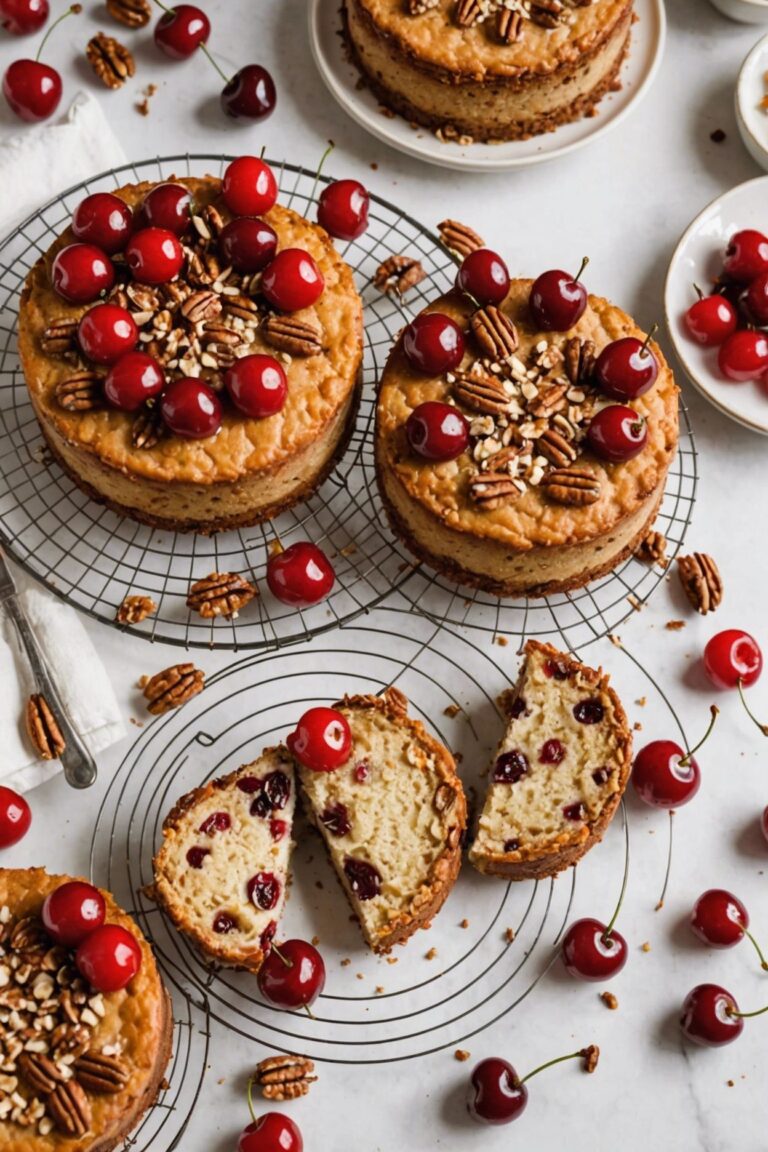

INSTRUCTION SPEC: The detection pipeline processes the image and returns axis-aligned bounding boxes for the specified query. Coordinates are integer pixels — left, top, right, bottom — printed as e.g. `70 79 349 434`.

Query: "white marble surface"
1 2 768 1149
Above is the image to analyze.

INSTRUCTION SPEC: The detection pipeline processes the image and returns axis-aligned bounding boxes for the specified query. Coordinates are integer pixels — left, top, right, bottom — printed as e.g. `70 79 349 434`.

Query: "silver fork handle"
4 595 97 789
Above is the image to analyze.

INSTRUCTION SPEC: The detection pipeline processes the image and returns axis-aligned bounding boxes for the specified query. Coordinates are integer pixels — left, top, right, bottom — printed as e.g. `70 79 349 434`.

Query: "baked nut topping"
542 465 601 505
263 314 324 357
186 571 257 619
25 694 65 761
143 663 205 715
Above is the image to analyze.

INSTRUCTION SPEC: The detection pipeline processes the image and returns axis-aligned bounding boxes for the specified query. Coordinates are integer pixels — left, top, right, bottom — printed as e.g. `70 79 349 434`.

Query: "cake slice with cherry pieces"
152 747 295 971
469 640 632 881
288 688 467 953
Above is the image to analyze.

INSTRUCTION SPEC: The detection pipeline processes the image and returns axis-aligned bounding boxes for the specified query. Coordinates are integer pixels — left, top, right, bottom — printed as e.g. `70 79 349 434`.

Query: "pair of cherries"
40 880 142 994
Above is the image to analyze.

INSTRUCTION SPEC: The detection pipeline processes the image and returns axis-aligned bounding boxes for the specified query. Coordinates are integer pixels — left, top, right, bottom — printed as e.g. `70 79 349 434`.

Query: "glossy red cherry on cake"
237 1114 303 1152
72 193 133 255
680 984 744 1047
261 248 324 312
468 1058 527 1125
41 880 106 947
76 924 142 993
154 3 210 59
631 740 700 808
219 217 278 274
561 919 628 981
691 889 749 949
717 330 768 383
594 337 659 400
586 405 647 463
125 227 184 285
743 271 768 327
703 630 762 690
317 179 369 241
161 378 222 439
2 58 61 121
257 938 325 1010
52 244 115 304
78 304 137 365
222 156 278 217
0 786 31 848
529 261 588 332
221 63 276 122
287 707 352 772
684 294 738 347
0 0 49 35
723 229 768 283
104 352 164 411
266 542 335 607
402 312 465 375
406 401 469 462
456 249 510 306
225 354 286 418
142 182 192 236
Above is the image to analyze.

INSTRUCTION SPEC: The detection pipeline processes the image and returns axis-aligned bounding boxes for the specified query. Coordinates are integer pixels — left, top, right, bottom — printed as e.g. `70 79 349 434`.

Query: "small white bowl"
709 0 768 23
736 33 768 169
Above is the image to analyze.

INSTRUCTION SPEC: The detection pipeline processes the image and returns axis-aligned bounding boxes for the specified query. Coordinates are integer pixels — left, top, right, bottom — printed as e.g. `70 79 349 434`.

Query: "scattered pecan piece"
254 1054 317 1101
543 466 601 506
580 1044 600 1074
437 218 484 259
106 0 151 26
225 294 260 323
454 0 480 26
75 1051 129 1094
181 290 222 325
433 782 457 813
116 594 157 624
564 336 596 386
55 370 103 412
19 1052 66 1095
470 305 518 359
263 314 323 358
600 991 619 1010
635 528 667 568
46 1080 91 1138
86 32 135 89
25 694 65 761
529 0 563 27
373 254 426 297
202 320 242 348
469 472 524 509
677 553 723 615
384 685 408 714
452 369 510 415
484 443 526 473
10 915 48 951
497 7 523 41
143 663 205 715
527 381 569 418
537 428 578 467
132 405 165 449
41 318 78 357
187 571 257 620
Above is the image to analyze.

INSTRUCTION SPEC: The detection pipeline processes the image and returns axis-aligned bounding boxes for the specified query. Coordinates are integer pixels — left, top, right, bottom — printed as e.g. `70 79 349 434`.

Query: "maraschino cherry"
680 984 762 1047
287 707 352 772
402 313 465 375
142 183 192 236
222 156 278 217
266 542 335 607
125 227 184 285
723 229 768 283
225 354 286 418
690 889 768 969
586 405 647 463
0 0 49 35
561 821 629 981
717 330 768 383
406 401 469 461
529 257 588 332
0 786 31 848
221 64 276 121
595 328 659 401
468 1046 599 1126
161 378 222 439
238 1112 302 1152
42 880 105 947
261 249 324 312
78 304 138 365
456 249 510 306
317 179 370 241
684 289 738 347
219 217 277 274
154 3 210 59
257 939 326 1010
105 352 165 411
52 244 115 304
72 193 133 255
632 706 717 810
2 4 77 121
76 924 142 993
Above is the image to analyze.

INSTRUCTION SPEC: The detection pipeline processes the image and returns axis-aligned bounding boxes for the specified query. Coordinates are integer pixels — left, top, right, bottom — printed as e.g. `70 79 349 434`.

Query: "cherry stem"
246 1076 258 1124
36 4 80 63
310 144 335 208
678 704 719 766
639 323 659 358
270 943 293 970
574 256 589 285
655 809 674 912
520 1050 587 1085
737 680 768 737
745 929 768 972
151 0 231 82
693 283 704 301
603 804 629 940
729 1002 768 1020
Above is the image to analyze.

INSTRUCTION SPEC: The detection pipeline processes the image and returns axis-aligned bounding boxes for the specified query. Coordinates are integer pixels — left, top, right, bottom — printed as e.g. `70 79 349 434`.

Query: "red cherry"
237 1114 303 1152
153 3 210 59
225 354 286 418
561 919 628 981
632 740 700 808
703 629 763 689
72 193 133 255
529 261 588 331
316 179 369 241
161 378 222 439
75 924 142 993
41 881 106 947
691 889 749 949
406 401 469 461
257 938 326 1010
261 249 324 312
467 1058 527 1125
2 58 60 121
142 183 192 236
717 330 768 383
78 304 137 365
0 786 31 847
286 706 352 772
0 0 49 35
104 352 164 411
680 983 744 1047
402 312 465 375
456 249 510 306
51 244 115 304
219 217 278 274
743 271 768 327
266 542 335 607
221 64 276 121
125 227 184 285
221 156 278 217
723 229 768 283
594 337 659 400
586 405 647 463
762 806 768 844
684 294 738 346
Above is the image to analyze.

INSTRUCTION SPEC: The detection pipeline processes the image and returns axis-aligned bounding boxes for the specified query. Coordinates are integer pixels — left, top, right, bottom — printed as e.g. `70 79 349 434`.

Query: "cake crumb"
340 958 351 967
128 717 144 728
137 675 149 689
339 542 357 557
311 936 320 947
217 1077 226 1085
454 1049 471 1062
375 985 385 994
460 919 470 929
370 162 379 170
710 128 727 143
386 956 398 965
443 703 462 718
666 620 686 631
495 636 508 647
635 696 647 707
268 538 284 557
609 634 622 648
581 1045 600 1074
633 721 643 732
425 948 438 961
136 98 150 116
641 941 651 953
600 991 619 1010
727 1079 735 1087
627 594 643 612
505 927 515 943
356 973 364 980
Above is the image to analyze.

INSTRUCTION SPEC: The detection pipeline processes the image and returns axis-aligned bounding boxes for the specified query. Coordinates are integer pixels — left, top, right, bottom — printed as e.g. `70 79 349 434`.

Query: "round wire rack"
0 152 458 652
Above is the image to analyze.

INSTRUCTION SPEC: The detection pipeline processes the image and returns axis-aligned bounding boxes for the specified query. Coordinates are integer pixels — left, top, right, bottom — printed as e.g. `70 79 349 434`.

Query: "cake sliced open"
152 747 295 971
293 688 467 953
469 640 632 881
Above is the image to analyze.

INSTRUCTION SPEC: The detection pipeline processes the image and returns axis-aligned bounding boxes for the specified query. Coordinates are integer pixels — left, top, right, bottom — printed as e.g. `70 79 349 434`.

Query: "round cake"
17 170 364 534
376 278 679 597
0 867 173 1152
343 0 634 142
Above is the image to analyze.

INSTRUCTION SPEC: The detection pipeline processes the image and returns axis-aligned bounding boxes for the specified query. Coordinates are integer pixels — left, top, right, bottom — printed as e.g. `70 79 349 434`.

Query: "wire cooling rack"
0 152 458 652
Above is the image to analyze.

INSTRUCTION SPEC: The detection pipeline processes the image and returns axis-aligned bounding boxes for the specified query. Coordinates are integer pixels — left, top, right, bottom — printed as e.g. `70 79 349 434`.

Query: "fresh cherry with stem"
225 354 286 418
125 227 184 285
690 889 768 969
161 378 222 439
142 182 192 236
723 228 768 283
317 179 370 241
456 248 510 306
105 352 165 411
76 924 142 993
561 809 629 981
703 630 768 737
684 285 738 346
287 707 352 772
594 326 660 401
717 330 768 383
51 244 115 304
42 880 105 947
219 217 277 274
221 155 278 217
0 0 49 35
261 248 324 312
2 4 79 122
78 304 138 365
586 404 648 463
153 2 210 59
266 542 335 607
257 938 326 1012
402 312 465 375
529 257 589 332
238 1083 303 1152
467 1046 599 1126
680 984 768 1047
406 401 469 462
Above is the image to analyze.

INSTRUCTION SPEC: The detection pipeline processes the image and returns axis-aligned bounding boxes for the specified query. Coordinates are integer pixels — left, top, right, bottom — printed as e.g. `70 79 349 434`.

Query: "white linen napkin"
0 92 128 792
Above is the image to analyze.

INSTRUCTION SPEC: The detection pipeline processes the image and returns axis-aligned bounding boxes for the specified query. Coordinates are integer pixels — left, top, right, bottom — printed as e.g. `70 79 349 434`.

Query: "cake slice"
152 747 295 971
294 688 467 953
469 640 632 881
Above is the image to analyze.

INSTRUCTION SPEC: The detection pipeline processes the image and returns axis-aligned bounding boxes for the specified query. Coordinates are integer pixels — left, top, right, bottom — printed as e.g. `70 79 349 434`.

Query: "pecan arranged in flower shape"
25 694 65 761
677 553 723 615
86 32 135 89
186 572 257 620
143 663 205 715
254 1054 317 1101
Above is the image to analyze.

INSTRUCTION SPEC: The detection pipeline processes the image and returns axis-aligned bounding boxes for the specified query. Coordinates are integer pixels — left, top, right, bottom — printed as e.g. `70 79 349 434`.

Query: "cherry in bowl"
225 354 286 418
717 330 768 383
105 352 165 412
161 378 222 439
75 923 142 993
402 312 465 376
586 405 647 463
237 1114 302 1152
287 707 351 772
42 880 106 947
221 64 277 122
72 193 133 255
723 228 768 283
52 244 115 305
406 401 469 462
317 179 370 241
684 293 737 347
266 542 335 607
703 629 762 690
222 156 278 217
0 786 31 848
261 248 324 312
257 938 325 1010
78 304 138 365
456 249 510 306
743 271 768 327
1 0 49 35
154 3 210 59
529 259 588 332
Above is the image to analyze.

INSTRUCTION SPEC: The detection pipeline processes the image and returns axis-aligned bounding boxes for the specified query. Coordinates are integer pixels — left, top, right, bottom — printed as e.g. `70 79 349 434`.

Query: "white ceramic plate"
736 32 768 171
664 176 768 436
308 0 666 173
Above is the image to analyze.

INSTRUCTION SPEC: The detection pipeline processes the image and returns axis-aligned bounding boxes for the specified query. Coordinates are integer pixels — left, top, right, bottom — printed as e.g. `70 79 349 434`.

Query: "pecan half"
41 318 78 357
132 405 164 449
19 1052 66 1095
224 294 261 323
529 0 564 27
677 553 723 615
86 32 135 89
437 218 484 259
483 443 527 473
263 314 323 358
580 1044 600 1074
143 663 205 715
202 321 242 348
106 0 151 26
433 782 457 813
186 571 257 619
470 306 518 359
537 428 578 467
181 290 222 325
454 0 480 26
469 472 524 509
25 694 65 761
254 1054 317 1101
116 594 157 624
55 371 103 412
497 7 523 41
373 254 426 297
75 1051 129 1094
452 369 510 415
10 916 48 952
198 203 226 240
564 336 596 387
543 466 601 506
635 528 667 567
46 1080 91 1138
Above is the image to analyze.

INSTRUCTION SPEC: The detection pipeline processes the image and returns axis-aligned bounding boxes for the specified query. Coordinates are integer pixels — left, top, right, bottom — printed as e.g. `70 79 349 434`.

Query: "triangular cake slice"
469 640 632 880
152 747 295 971
295 688 467 953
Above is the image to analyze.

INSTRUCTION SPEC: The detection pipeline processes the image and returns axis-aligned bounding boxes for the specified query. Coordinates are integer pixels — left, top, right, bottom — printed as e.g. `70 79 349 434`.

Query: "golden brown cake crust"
0 868 173 1152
